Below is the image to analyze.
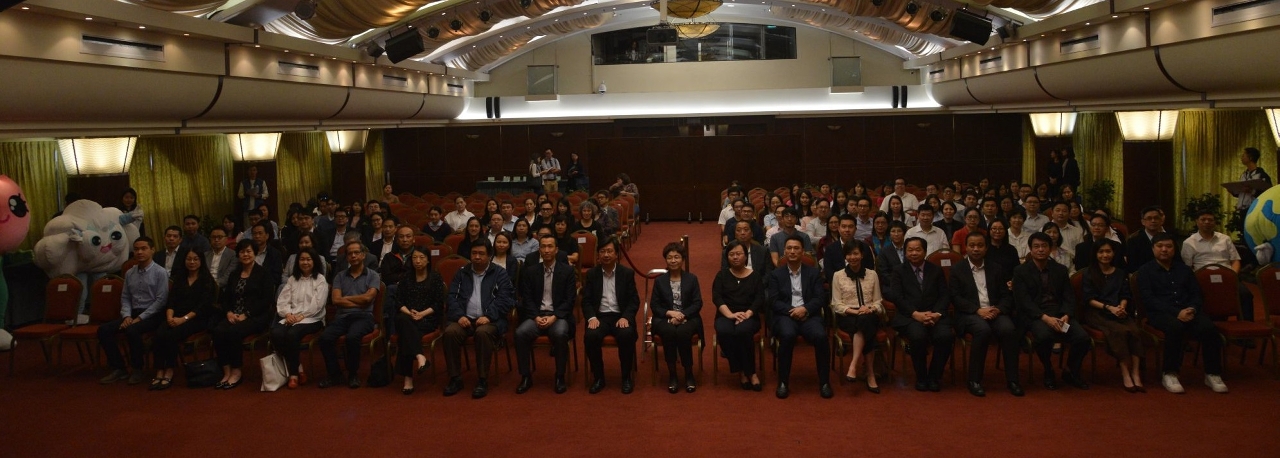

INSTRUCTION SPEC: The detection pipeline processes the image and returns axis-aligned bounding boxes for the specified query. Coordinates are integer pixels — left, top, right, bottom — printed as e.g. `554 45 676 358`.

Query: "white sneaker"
1205 374 1229 393
1162 373 1185 394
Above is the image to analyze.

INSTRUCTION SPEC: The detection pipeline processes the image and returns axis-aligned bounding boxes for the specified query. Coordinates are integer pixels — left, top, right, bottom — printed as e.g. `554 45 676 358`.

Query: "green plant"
1082 179 1116 212
1182 192 1225 233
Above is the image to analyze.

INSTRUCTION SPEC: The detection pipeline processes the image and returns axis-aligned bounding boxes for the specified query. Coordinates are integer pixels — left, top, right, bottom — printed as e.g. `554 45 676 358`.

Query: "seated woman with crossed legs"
830 240 883 394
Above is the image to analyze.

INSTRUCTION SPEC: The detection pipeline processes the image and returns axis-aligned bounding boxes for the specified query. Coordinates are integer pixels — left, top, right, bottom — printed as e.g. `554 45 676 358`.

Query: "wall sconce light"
465 134 480 139
550 132 564 137
826 125 841 131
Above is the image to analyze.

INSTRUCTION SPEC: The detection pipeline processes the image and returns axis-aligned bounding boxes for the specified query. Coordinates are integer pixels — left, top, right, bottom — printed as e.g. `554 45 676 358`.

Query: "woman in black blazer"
210 239 276 389
713 240 765 391
150 247 215 390
651 242 703 393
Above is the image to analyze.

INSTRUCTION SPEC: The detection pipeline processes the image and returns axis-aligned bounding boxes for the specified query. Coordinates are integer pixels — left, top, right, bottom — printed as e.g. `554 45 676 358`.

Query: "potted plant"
1082 179 1115 212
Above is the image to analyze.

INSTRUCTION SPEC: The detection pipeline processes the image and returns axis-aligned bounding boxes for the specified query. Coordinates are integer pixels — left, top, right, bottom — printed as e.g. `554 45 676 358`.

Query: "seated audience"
1080 240 1146 393
271 248 329 389
830 240 883 394
651 242 704 394
149 248 214 390
1014 233 1091 391
582 237 641 394
318 241 382 389
443 240 515 398
767 236 833 399
1138 233 1227 394
888 237 953 392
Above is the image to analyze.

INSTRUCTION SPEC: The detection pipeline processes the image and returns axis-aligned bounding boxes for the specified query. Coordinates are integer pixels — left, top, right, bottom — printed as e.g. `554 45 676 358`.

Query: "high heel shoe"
402 386 415 395
740 380 752 390
667 375 680 394
865 378 881 394
844 374 859 383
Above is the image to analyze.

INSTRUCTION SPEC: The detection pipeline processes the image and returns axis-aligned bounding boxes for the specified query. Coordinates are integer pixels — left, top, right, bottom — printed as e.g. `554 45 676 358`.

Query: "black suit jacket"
1012 259 1076 320
721 241 772 274
582 264 640 324
949 259 1013 316
378 247 416 286
1124 230 1181 274
651 272 703 322
822 238 876 286
765 264 826 320
875 243 905 290
889 261 949 327
517 260 577 324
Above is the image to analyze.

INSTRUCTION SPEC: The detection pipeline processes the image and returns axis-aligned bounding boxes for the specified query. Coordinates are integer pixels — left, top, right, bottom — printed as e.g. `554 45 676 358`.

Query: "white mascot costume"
34 200 140 323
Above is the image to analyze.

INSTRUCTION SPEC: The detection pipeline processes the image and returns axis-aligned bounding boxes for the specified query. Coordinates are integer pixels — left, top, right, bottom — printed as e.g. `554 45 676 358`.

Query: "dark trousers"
714 315 760 377
319 312 376 379
584 313 638 380
651 317 701 374
210 317 269 369
442 322 499 378
97 313 163 371
152 318 206 370
514 318 571 377
894 319 955 382
772 315 830 385
1238 283 1255 322
393 314 438 377
835 313 880 355
1147 312 1223 375
1028 317 1090 375
956 313 1021 383
270 321 324 376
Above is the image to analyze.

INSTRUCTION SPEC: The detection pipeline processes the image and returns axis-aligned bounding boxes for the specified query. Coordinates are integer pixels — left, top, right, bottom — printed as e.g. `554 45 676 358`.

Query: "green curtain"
364 130 386 202
0 140 66 250
1021 115 1037 186
129 135 235 233
276 132 332 208
1172 109 1279 228
1072 112 1125 219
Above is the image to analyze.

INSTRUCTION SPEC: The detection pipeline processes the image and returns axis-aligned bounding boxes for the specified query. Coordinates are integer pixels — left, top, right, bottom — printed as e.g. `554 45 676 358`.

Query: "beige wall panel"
1159 28 1280 98
0 58 218 126
186 78 349 126
0 11 224 75
1035 49 1196 103
928 79 983 106
965 68 1059 104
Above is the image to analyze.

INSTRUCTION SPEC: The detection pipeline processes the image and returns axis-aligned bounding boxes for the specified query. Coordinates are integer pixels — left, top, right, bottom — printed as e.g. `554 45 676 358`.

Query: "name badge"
577 237 587 244
941 259 951 267
1210 275 1223 284
58 284 68 292
101 285 112 292
431 250 440 256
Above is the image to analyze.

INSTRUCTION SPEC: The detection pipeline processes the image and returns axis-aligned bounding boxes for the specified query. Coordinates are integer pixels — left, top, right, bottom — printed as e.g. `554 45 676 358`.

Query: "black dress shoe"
927 380 941 392
741 381 753 390
516 375 533 394
820 383 834 399
471 378 488 399
751 381 763 392
915 381 929 392
1043 376 1059 391
589 378 606 394
621 377 634 394
402 387 415 395
1063 371 1090 390
967 381 986 397
318 377 342 389
684 375 697 393
1007 381 1025 397
348 375 361 389
775 382 789 399
667 375 680 394
554 377 568 394
443 377 463 396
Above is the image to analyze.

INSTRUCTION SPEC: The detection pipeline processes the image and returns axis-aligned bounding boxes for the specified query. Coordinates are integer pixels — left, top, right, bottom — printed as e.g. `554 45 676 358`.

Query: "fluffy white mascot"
34 200 140 321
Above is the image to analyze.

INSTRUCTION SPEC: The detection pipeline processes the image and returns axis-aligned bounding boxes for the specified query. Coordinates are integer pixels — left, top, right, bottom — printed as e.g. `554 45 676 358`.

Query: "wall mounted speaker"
385 30 425 64
949 9 993 45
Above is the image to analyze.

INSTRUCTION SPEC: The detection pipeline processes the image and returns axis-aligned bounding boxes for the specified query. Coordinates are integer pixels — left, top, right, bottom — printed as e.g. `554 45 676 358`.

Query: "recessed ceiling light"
1085 22 1090 25
21 6 29 9
284 50 289 52
183 33 190 36
1112 15 1118 18
138 26 146 29
1060 28 1066 32
1143 6 1149 9
85 17 93 20
309 53 315 56
254 44 260 48
990 47 995 50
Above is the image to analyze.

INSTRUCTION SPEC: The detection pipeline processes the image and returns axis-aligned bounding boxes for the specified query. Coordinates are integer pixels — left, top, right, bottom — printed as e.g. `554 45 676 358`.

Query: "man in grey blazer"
205 227 236 288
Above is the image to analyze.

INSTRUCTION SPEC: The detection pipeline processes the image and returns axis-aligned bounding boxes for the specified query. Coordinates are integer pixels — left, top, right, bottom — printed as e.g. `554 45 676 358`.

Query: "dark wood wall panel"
330 154 366 206
1121 141 1175 231
384 113 1026 220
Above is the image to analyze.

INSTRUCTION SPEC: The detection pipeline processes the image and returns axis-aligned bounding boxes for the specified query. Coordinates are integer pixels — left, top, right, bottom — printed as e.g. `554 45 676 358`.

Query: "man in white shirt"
500 201 518 232
158 226 181 272
804 198 831 241
1050 202 1083 257
718 187 744 229
879 178 920 215
329 209 350 262
486 213 505 244
538 149 561 194
1182 210 1253 321
905 205 948 257
1021 196 1049 233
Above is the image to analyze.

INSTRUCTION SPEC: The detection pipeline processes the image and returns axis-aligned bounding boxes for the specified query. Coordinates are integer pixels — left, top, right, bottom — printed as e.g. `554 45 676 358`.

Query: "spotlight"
520 0 532 8
427 27 440 39
479 10 492 23
930 9 947 21
367 43 385 58
905 1 919 15
870 0 883 6
449 19 463 31
294 0 318 20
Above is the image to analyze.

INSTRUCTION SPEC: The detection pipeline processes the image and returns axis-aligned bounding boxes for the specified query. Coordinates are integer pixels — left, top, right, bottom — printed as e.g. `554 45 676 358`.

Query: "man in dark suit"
443 239 514 398
1125 206 1178 274
874 221 909 290
514 234 577 394
951 232 1023 397
582 237 640 394
889 237 954 392
766 235 833 399
1014 232 1091 390
823 214 876 285
282 210 335 260
1075 213 1126 271
722 220 772 274
205 227 236 288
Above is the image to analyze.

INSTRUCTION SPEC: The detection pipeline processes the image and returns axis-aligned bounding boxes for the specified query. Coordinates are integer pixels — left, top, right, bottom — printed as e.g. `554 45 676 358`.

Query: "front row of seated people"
98 222 1229 397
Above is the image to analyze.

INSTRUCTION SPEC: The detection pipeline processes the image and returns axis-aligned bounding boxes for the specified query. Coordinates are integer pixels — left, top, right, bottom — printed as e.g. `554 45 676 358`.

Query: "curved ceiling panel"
964 68 1058 105
406 94 468 120
1159 28 1280 100
411 0 586 57
928 79 983 106
0 58 218 126
453 14 608 71
187 78 350 126
118 0 229 16
771 7 950 56
1035 49 1199 105
328 88 427 122
307 0 436 39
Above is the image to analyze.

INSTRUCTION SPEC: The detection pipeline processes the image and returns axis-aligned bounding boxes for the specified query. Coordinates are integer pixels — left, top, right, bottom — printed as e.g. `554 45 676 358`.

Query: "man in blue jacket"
442 240 515 399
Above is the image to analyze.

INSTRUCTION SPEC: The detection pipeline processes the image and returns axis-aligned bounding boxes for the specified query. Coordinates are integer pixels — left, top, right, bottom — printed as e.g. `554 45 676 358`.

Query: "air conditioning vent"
278 61 320 78
979 55 1003 70
928 68 946 81
1059 35 1100 55
446 82 464 95
1213 0 1280 27
381 74 409 88
81 35 165 62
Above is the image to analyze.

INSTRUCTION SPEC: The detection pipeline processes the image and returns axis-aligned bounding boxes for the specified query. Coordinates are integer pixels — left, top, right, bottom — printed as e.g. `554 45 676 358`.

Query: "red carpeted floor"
3 222 1280 456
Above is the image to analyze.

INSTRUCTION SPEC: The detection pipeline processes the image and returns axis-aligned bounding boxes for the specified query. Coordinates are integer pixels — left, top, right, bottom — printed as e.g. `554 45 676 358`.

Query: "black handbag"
184 358 220 388
366 355 390 388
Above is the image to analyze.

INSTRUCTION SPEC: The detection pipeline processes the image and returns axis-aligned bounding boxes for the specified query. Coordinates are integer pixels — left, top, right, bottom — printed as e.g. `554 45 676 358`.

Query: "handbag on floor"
366 355 390 388
260 352 287 392
183 359 219 388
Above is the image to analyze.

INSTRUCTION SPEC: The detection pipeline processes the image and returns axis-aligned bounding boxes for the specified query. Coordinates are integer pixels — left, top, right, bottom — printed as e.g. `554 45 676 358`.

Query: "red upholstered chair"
412 234 434 249
443 234 464 255
572 230 598 279
120 259 139 276
56 275 125 368
1071 271 1106 381
8 275 82 373
436 255 470 288
424 243 453 271
1195 264 1276 371
1256 263 1280 329
644 298 704 385
926 249 964 283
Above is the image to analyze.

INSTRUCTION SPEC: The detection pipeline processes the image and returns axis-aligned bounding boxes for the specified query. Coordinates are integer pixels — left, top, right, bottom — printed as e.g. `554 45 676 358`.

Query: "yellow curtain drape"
364 130 386 202
1172 109 1279 229
129 135 235 233
0 140 66 250
1072 112 1125 219
276 132 332 208
1022 115 1038 186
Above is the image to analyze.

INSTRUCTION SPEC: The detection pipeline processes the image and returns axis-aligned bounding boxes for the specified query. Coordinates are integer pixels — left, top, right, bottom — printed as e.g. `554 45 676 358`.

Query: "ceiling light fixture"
929 9 947 21
905 1 920 15
294 0 319 20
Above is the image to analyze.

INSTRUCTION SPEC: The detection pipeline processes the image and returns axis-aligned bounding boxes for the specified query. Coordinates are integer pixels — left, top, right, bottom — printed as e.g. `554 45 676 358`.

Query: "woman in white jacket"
270 248 330 389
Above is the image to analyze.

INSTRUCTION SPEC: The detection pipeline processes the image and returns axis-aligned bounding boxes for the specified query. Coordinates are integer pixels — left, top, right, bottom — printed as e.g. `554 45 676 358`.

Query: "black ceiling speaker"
294 0 318 20
479 10 492 23
930 9 947 22
427 27 440 39
385 30 425 63
367 43 385 58
949 9 993 45
871 0 884 6
905 1 919 15
520 0 532 8
997 21 1018 39
449 18 463 31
